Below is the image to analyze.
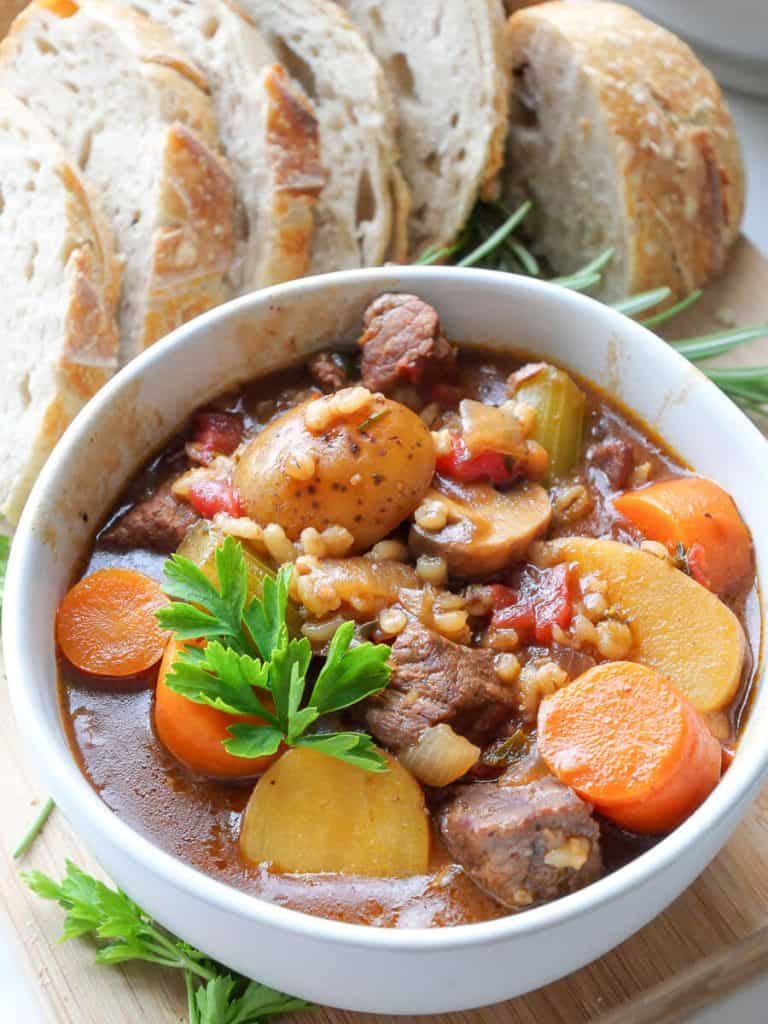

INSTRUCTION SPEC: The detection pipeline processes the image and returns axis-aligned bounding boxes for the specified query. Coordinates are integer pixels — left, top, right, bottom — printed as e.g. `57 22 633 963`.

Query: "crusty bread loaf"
233 0 408 270
504 1 744 302
0 0 234 363
0 88 120 522
114 0 324 292
0 0 26 36
341 0 510 256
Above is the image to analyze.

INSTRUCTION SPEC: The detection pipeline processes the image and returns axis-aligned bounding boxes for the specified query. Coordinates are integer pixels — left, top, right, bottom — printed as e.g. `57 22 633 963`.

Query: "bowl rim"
5 265 767 952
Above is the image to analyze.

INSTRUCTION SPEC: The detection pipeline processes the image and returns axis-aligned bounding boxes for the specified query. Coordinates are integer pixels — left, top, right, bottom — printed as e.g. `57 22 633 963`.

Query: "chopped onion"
459 399 526 456
399 724 480 787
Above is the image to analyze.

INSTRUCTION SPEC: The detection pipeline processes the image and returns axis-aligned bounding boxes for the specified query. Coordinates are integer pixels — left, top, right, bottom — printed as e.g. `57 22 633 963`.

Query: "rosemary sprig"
456 201 531 267
414 200 768 413
611 287 672 317
702 365 768 406
550 248 615 289
640 290 703 327
672 324 768 361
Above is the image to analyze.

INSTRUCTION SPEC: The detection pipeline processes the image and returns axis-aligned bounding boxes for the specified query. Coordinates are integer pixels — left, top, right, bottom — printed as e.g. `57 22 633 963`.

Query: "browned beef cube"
438 777 602 910
358 293 456 393
588 438 635 490
100 479 199 554
308 351 350 393
365 621 517 750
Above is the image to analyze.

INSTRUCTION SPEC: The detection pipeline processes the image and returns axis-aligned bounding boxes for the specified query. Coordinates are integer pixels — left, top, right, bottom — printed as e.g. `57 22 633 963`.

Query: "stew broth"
58 348 759 928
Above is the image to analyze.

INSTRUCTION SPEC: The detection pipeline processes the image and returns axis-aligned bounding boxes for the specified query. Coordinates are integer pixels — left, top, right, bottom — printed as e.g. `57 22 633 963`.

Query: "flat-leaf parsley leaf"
156 537 391 772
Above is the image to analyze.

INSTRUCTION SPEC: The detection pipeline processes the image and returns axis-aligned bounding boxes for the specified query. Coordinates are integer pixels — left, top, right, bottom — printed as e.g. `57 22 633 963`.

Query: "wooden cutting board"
1 236 766 1024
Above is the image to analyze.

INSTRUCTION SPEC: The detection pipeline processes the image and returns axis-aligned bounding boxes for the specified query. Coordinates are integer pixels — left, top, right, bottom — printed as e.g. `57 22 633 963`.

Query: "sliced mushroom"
409 478 552 577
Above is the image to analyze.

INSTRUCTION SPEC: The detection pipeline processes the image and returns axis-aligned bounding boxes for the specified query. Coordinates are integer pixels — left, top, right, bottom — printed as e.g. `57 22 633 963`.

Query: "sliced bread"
340 0 510 257
0 0 234 362
114 0 324 292
504 1 745 301
234 0 408 270
0 88 120 522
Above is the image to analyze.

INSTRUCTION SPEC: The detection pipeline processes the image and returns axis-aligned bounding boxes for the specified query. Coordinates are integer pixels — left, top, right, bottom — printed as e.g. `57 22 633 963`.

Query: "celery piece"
176 520 302 633
514 365 587 481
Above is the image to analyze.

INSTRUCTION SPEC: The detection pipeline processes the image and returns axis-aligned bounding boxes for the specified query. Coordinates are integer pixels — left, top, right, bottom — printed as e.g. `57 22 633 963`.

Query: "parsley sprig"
24 861 311 1024
156 537 390 772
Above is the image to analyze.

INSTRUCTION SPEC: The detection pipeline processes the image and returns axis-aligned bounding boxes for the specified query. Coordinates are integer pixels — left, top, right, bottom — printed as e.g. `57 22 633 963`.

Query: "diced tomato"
489 584 536 636
491 565 574 645
436 435 521 487
186 411 244 466
187 479 242 519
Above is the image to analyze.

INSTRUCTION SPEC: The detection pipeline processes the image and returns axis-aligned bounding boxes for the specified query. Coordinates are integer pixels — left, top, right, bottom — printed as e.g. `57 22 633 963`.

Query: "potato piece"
177 520 301 633
540 537 746 712
240 747 430 876
410 479 551 577
234 393 435 552
294 555 420 619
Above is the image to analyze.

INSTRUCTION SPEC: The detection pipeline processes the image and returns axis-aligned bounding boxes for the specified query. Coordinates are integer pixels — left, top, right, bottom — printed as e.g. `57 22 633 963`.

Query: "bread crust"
144 122 234 349
506 1 744 300
261 63 325 283
342 0 510 254
234 0 407 270
0 90 121 522
112 0 324 291
0 0 235 361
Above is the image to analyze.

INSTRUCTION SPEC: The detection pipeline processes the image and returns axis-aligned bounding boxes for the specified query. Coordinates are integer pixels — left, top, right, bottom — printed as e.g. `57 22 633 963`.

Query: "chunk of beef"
358 293 456 393
438 777 602 910
364 622 517 750
185 411 244 466
100 479 199 554
308 351 350 393
588 438 634 490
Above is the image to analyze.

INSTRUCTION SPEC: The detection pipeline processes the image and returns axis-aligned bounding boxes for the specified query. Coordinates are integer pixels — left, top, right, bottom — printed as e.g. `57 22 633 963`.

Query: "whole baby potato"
234 388 436 551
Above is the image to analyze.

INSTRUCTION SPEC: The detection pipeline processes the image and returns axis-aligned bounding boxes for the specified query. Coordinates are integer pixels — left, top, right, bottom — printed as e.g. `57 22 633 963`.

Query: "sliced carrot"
537 661 721 834
38 0 80 16
154 638 281 779
614 476 752 595
56 568 169 677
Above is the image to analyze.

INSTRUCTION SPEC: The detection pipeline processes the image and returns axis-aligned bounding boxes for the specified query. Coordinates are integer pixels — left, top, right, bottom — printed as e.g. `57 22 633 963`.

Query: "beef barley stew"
56 293 759 928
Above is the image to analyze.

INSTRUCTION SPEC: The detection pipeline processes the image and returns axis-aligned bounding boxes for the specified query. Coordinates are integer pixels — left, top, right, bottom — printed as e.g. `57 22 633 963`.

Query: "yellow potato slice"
240 747 430 876
541 537 746 712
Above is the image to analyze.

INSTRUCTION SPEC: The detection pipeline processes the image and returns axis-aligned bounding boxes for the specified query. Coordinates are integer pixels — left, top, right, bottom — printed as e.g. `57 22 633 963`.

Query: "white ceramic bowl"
5 268 768 1014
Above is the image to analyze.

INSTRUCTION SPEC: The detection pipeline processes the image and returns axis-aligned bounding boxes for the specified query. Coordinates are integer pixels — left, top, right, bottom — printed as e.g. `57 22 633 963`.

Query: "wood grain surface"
0 236 766 1024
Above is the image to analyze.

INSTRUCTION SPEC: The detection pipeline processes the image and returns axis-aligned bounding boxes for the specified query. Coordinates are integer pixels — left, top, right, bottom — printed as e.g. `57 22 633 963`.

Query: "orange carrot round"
537 661 721 834
154 638 281 779
56 568 169 677
614 476 752 595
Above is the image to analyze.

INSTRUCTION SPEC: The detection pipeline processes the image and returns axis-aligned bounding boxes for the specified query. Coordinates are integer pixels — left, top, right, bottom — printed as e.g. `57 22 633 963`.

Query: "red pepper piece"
436 435 521 487
187 479 242 519
186 411 244 466
491 565 573 644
